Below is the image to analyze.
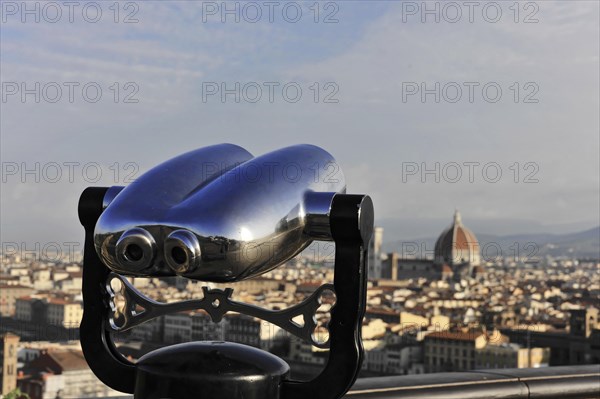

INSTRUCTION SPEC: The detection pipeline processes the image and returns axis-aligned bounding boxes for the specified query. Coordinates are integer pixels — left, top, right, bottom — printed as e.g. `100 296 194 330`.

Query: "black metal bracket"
108 272 335 349
79 187 136 394
79 187 373 399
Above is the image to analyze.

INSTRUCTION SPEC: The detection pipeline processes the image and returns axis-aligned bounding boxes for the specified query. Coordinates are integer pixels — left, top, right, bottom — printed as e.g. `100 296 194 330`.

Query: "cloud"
278 1 599 225
1 1 598 243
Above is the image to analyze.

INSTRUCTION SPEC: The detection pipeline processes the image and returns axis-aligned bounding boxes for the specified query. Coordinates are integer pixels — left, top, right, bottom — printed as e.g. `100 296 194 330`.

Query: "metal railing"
347 365 600 398
74 365 600 399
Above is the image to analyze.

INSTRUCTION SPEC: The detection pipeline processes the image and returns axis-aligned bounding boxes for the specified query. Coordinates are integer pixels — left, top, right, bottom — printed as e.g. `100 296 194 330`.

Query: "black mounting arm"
79 187 136 394
282 194 373 399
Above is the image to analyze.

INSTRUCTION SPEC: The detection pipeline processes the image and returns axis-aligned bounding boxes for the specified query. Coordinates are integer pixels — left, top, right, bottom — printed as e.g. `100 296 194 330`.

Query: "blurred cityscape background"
1 210 598 398
1 0 599 398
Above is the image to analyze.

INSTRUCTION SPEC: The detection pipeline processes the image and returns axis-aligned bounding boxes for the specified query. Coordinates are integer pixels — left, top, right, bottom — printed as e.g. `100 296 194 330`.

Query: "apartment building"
424 331 487 372
0 284 34 316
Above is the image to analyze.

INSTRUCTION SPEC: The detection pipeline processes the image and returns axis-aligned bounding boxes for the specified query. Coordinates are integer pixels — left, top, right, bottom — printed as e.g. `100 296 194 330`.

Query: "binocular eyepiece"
113 227 201 274
115 227 157 272
94 144 346 282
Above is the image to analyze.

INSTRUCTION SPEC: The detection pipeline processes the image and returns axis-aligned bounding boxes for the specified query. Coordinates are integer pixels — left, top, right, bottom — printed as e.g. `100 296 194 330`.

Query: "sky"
1 1 599 249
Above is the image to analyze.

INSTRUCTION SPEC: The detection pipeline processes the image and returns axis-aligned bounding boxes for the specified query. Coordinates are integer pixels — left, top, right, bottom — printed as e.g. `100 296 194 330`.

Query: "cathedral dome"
434 211 480 266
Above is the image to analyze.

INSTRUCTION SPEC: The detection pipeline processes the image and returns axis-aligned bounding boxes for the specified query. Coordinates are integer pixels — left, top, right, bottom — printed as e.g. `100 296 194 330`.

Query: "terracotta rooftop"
367 308 399 316
48 349 88 371
28 349 88 373
425 331 484 342
48 298 76 305
0 284 33 290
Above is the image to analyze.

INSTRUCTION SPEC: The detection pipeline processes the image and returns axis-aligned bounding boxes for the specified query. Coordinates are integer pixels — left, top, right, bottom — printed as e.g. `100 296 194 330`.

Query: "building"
287 331 328 366
433 210 481 269
0 285 34 316
1 333 20 395
368 227 384 279
384 256 439 280
154 311 259 347
214 278 295 295
15 297 50 325
482 309 518 330
365 308 400 324
225 314 261 347
17 341 82 365
191 311 225 341
397 312 426 331
32 269 53 291
424 331 488 372
128 315 163 342
476 343 550 369
365 343 423 375
163 312 193 343
55 271 83 293
18 349 123 399
503 308 600 366
570 308 598 338
47 299 83 328
0 275 30 287
390 211 484 282
15 297 83 328
381 252 398 280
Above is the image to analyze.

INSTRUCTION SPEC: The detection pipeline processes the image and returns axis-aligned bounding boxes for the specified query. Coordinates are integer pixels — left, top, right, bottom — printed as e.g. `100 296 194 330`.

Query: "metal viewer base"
134 342 290 399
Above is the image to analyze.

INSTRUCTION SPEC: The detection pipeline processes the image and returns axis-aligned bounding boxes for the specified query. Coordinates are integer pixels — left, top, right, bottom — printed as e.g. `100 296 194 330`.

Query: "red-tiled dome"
434 211 481 266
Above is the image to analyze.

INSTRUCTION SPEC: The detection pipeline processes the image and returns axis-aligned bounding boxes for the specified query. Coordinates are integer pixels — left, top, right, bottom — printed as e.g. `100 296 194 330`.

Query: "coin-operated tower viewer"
78 144 374 399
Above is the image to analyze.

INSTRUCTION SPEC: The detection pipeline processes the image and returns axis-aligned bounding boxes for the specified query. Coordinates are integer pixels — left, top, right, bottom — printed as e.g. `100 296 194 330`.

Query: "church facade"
383 211 484 281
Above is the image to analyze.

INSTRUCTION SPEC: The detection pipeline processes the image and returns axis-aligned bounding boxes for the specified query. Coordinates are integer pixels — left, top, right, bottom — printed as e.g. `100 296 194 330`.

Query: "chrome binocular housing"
94 144 346 282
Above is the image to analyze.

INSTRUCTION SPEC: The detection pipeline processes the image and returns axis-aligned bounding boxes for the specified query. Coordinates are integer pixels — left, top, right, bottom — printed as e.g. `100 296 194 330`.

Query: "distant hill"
382 226 600 260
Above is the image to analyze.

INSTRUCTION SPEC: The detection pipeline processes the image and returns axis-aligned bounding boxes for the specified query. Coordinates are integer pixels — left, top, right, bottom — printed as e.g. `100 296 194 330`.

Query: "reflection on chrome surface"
94 143 346 282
